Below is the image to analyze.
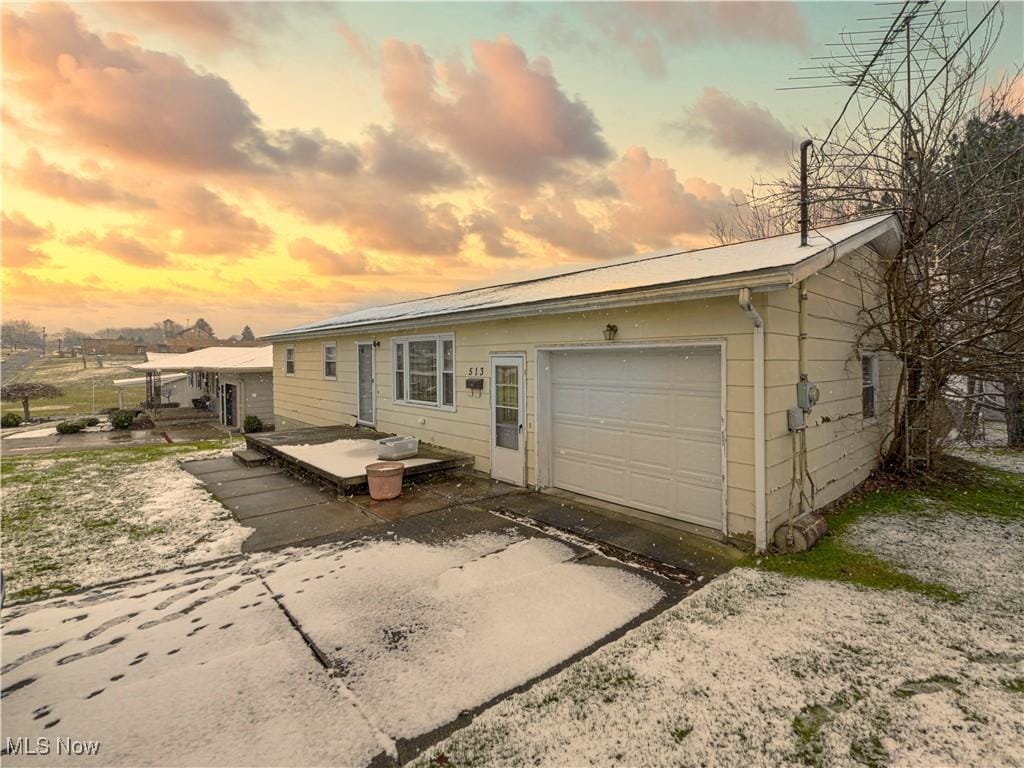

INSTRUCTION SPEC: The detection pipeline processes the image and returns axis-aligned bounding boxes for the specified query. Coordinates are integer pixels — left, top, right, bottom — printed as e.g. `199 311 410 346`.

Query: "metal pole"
799 139 813 246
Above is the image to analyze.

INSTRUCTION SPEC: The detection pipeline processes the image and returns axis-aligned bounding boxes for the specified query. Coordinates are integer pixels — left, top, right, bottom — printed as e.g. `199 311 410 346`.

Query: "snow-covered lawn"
1 443 250 603
1 530 665 766
949 445 1024 474
415 467 1024 768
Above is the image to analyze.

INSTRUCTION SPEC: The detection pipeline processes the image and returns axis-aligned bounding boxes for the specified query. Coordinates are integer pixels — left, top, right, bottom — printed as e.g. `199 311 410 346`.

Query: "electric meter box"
797 379 820 411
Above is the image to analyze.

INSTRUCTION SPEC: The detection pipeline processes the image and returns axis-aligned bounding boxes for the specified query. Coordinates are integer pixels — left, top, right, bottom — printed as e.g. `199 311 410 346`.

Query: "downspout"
738 287 767 553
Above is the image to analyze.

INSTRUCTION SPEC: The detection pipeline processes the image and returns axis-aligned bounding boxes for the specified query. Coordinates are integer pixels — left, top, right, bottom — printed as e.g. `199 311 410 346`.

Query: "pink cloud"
610 146 743 246
2 4 359 175
671 88 797 164
362 126 465 193
12 149 156 209
380 37 610 186
337 21 375 68
584 2 809 77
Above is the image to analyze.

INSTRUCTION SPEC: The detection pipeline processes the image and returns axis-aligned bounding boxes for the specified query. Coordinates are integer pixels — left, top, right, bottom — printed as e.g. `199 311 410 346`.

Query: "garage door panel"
628 432 674 469
587 464 627 502
676 440 722 476
628 391 674 426
552 386 587 418
627 472 673 513
552 422 588 452
586 389 628 420
588 426 626 460
550 346 724 530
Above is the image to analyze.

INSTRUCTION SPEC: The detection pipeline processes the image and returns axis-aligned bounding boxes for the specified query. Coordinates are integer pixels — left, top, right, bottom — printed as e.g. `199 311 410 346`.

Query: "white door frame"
490 353 526 486
534 339 728 534
355 341 376 426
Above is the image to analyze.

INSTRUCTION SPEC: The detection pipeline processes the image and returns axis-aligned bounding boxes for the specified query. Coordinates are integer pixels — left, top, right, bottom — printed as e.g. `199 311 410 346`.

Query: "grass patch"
1 355 146 418
745 460 1022 601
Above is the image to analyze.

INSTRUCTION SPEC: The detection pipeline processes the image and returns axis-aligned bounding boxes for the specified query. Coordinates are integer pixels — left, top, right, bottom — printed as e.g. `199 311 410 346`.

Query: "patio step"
233 448 270 467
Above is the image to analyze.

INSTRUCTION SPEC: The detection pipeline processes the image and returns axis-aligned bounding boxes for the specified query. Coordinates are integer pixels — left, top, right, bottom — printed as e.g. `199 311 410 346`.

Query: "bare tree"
746 3 1023 466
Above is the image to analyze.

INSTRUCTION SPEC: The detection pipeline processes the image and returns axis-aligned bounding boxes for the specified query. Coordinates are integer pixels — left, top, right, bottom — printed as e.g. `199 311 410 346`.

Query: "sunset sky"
2 1 1021 337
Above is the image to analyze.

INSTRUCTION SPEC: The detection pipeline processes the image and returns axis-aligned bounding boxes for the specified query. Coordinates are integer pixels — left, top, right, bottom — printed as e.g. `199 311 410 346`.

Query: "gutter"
738 287 767 553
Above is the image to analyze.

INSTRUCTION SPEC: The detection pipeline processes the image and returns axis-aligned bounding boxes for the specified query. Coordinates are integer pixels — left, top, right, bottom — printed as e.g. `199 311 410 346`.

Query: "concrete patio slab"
199 465 283 483
241 501 375 552
182 456 239 475
348 484 455 522
206 472 301 500
222 486 334 519
245 425 474 490
423 471 525 504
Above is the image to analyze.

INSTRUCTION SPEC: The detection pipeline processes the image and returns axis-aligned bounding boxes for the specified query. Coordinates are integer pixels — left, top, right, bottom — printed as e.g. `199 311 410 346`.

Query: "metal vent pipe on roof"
800 139 813 247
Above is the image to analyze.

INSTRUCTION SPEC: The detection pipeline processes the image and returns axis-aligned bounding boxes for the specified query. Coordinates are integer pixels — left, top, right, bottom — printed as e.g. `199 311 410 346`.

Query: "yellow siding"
763 245 897 535
222 372 275 427
273 244 897 544
274 296 759 536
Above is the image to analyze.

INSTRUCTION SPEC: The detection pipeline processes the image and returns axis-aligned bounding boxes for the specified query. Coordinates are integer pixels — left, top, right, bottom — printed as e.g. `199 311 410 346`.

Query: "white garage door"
549 346 723 529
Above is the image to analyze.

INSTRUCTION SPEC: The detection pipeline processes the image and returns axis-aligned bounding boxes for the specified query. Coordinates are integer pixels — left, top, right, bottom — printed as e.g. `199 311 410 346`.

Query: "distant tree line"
2 318 259 351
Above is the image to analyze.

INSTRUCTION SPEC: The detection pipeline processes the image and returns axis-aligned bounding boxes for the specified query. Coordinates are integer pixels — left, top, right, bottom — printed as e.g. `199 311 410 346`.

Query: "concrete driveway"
1 508 683 767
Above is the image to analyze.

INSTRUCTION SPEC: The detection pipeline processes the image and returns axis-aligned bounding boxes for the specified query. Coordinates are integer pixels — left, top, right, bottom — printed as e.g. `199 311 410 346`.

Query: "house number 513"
467 367 485 376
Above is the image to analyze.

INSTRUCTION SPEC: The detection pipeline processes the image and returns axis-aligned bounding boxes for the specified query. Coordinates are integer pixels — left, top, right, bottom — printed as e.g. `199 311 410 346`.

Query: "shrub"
84 417 100 427
1 412 23 428
56 420 85 434
110 410 135 430
243 415 264 433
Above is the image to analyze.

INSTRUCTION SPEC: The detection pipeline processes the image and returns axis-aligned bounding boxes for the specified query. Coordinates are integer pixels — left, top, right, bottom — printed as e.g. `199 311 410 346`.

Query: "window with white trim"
862 353 879 421
285 347 295 375
392 334 455 408
323 343 337 379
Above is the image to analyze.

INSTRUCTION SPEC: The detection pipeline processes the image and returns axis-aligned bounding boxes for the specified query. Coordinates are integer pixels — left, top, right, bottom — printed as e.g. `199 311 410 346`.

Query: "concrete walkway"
1 508 684 767
183 455 743 578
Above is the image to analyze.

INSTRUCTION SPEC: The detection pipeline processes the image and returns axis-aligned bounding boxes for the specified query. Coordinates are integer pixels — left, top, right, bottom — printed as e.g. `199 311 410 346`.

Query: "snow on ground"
416 513 1024 768
1 448 250 603
276 438 437 477
0 560 382 767
950 446 1024 474
258 533 665 743
2 531 665 766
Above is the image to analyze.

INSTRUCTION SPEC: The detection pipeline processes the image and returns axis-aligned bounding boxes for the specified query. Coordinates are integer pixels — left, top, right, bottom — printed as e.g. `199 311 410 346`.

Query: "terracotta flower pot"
366 461 405 500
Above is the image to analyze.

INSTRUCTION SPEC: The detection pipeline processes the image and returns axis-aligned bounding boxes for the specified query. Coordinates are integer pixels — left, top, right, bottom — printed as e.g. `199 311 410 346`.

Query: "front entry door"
490 355 526 485
221 383 236 427
357 343 375 426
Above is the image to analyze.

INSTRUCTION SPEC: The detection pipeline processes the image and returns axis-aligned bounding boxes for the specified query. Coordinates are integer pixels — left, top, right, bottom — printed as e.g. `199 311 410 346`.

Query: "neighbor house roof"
266 213 902 340
143 352 184 366
112 373 187 388
131 345 273 373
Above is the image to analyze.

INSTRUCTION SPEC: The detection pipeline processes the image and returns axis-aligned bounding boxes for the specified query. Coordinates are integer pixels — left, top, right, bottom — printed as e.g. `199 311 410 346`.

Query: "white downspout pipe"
739 288 767 553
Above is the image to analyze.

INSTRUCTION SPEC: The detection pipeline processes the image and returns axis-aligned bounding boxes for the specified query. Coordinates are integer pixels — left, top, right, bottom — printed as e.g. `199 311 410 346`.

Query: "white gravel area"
416 511 1024 768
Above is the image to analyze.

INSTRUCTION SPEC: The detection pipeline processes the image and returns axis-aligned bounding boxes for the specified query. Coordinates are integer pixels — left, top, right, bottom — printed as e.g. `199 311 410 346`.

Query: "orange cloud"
288 238 371 276
12 149 156 209
67 230 169 268
611 146 743 246
2 212 52 267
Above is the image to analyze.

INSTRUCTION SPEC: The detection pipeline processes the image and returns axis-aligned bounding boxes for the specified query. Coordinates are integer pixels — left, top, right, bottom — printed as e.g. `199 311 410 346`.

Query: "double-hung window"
392 334 454 409
323 343 337 379
285 347 295 375
862 353 879 421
